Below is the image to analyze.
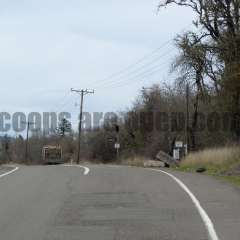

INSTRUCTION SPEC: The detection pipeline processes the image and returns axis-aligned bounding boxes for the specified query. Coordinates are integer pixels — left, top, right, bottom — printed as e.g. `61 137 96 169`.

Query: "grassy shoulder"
119 156 145 167
175 146 240 186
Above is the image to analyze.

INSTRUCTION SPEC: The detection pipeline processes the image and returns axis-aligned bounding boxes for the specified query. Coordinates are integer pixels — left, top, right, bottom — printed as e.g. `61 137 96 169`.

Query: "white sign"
175 141 183 148
173 149 180 160
114 143 120 149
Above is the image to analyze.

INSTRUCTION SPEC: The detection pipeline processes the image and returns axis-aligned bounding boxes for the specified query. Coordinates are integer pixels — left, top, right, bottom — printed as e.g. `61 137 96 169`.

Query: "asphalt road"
0 165 239 240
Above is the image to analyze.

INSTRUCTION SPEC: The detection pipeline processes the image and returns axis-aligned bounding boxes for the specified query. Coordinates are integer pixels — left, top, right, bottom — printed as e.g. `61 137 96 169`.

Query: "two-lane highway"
0 165 239 240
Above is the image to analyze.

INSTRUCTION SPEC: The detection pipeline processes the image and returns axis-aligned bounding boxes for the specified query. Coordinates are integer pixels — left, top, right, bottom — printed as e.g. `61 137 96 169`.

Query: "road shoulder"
160 168 240 240
0 165 17 175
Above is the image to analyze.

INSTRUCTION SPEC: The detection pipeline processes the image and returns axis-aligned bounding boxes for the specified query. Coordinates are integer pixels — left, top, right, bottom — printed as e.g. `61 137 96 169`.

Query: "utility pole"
22 121 34 163
186 83 190 154
71 88 94 164
115 125 120 160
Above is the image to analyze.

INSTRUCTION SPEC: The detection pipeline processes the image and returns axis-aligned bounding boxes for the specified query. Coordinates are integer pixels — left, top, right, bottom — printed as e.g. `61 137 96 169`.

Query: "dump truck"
42 145 63 164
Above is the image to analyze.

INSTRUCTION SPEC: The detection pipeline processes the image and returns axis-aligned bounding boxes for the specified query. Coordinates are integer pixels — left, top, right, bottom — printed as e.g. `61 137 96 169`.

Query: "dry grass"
181 146 240 173
120 156 145 167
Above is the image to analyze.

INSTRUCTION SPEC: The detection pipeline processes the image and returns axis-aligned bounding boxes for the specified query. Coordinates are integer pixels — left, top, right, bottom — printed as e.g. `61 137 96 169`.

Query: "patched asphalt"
0 165 239 240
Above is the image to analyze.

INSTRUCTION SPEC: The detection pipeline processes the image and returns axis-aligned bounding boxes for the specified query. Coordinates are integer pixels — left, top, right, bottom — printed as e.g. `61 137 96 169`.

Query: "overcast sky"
0 0 195 130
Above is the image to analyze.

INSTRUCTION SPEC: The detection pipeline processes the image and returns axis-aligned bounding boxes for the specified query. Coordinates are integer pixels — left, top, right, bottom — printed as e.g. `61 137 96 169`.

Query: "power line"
107 66 171 90
93 48 175 89
88 23 193 89
53 93 72 113
96 58 171 90
51 24 195 114
54 96 77 114
88 41 173 88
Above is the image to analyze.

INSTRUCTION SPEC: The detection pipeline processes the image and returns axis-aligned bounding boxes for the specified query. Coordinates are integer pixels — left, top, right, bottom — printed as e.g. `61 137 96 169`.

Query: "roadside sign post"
173 141 187 161
114 143 120 149
115 143 120 160
173 149 180 161
175 141 183 148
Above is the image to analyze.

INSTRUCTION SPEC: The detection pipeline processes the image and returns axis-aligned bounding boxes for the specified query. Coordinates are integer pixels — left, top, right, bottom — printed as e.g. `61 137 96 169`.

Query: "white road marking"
0 166 19 178
63 164 90 176
150 169 219 240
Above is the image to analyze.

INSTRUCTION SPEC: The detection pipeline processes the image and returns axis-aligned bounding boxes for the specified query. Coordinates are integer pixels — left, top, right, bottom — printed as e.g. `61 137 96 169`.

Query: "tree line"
1 0 240 164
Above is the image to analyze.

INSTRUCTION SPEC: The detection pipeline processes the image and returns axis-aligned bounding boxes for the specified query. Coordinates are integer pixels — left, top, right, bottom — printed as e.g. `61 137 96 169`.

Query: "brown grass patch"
181 146 240 172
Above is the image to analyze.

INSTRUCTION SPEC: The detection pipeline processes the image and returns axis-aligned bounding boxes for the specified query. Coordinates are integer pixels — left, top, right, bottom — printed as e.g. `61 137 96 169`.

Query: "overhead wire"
52 23 194 113
93 47 175 89
96 58 172 90
87 23 193 90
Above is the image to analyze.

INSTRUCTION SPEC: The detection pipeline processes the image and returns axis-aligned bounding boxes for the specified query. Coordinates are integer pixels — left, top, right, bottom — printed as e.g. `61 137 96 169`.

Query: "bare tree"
159 0 240 139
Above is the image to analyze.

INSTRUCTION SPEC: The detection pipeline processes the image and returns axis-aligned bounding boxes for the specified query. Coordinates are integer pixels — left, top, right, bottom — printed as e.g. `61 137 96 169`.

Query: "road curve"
0 165 239 240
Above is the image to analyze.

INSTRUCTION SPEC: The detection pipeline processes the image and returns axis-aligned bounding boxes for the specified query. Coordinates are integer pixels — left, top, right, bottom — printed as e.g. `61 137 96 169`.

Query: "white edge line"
78 165 90 176
0 166 19 178
63 164 90 176
150 169 219 240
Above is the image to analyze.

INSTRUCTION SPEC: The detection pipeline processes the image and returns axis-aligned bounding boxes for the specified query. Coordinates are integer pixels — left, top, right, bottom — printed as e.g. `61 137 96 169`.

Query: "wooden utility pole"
22 121 34 162
71 88 94 164
186 83 190 154
115 124 120 160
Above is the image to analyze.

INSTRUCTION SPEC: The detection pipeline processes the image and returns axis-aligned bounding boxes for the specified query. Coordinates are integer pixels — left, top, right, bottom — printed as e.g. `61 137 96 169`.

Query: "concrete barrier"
156 151 179 167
